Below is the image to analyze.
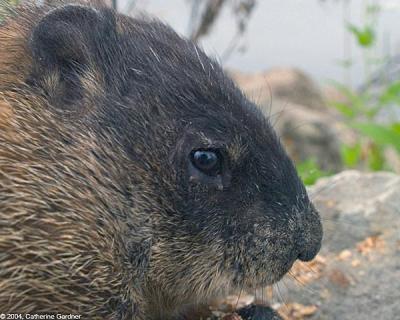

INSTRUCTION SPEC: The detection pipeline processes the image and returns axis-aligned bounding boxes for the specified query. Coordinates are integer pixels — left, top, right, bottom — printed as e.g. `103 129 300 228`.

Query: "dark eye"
190 149 222 176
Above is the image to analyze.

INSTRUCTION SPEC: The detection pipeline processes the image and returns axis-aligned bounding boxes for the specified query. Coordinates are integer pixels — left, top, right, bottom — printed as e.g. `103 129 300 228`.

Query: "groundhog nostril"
297 250 316 262
294 205 323 262
297 237 321 262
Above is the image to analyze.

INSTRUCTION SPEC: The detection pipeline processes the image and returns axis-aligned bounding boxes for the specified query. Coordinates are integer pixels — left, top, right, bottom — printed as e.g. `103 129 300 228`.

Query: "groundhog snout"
249 198 322 265
243 199 322 283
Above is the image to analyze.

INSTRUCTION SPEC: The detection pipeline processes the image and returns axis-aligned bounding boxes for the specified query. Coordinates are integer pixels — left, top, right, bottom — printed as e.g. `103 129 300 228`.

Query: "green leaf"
330 101 356 118
367 143 385 171
391 123 400 134
341 143 362 168
365 106 381 119
379 81 400 105
348 24 375 47
328 81 373 118
353 123 400 152
296 159 330 186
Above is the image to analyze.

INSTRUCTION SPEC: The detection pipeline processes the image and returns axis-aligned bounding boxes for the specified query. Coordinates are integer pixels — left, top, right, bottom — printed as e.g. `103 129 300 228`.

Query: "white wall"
118 0 400 88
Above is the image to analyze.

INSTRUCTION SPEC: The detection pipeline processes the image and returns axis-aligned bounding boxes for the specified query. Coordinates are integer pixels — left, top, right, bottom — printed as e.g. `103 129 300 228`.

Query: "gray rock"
269 101 343 173
230 68 327 111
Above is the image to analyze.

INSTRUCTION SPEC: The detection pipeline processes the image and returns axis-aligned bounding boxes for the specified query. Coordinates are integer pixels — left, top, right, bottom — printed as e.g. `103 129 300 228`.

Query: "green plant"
341 143 362 168
331 80 400 171
331 85 400 171
347 24 375 48
330 2 400 172
296 159 331 186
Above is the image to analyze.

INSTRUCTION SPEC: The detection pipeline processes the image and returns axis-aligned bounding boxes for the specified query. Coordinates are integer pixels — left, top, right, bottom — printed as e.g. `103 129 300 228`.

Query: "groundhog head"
1 1 322 318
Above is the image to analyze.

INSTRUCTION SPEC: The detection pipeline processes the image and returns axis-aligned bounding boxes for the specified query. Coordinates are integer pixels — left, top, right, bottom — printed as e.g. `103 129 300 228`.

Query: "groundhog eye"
190 149 222 176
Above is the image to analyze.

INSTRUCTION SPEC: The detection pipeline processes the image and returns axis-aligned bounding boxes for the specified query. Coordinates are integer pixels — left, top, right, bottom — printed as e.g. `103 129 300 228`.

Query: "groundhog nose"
296 228 322 262
297 245 320 262
295 204 323 262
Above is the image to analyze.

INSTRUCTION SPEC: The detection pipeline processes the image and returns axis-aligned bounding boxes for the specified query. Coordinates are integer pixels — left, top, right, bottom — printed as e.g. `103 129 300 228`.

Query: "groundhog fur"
0 1 322 319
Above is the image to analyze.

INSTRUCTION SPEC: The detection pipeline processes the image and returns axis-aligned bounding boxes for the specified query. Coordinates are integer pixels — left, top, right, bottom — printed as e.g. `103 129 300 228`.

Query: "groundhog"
0 1 322 319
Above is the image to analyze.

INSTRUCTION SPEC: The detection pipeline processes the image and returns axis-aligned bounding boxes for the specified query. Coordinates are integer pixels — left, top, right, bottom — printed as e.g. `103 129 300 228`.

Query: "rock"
384 147 400 174
230 68 327 111
267 101 343 172
311 171 400 253
273 171 400 320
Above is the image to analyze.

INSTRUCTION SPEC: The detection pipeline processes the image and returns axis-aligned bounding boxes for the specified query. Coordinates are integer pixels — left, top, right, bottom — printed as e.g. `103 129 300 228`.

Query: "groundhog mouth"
229 256 297 291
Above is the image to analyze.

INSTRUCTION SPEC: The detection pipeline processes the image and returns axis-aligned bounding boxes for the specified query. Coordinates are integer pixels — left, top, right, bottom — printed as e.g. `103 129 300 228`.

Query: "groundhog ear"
29 5 108 107
30 5 101 69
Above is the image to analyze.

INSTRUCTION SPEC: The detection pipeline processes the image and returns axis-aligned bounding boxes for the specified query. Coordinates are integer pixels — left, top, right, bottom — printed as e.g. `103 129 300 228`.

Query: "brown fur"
1 3 145 318
0 1 322 319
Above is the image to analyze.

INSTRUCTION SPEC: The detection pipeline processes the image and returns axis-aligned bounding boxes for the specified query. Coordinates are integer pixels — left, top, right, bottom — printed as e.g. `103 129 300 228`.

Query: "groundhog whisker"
270 285 275 305
265 76 274 120
270 99 293 129
297 260 320 276
283 121 321 139
275 282 289 313
309 179 341 200
320 217 368 229
259 286 268 306
286 272 320 296
246 75 274 120
235 282 244 311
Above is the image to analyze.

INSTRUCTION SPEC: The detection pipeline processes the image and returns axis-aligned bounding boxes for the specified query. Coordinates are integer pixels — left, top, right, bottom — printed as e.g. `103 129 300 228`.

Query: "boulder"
230 68 327 111
267 100 343 173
